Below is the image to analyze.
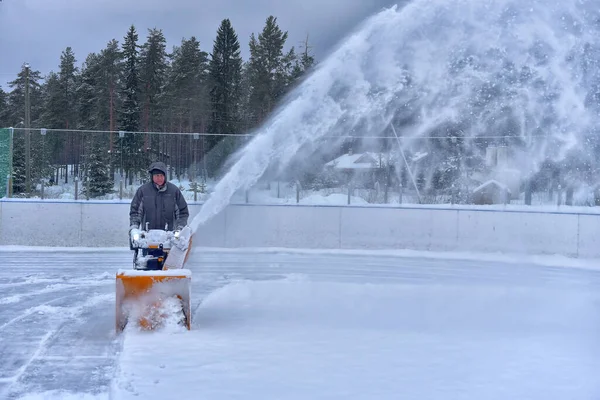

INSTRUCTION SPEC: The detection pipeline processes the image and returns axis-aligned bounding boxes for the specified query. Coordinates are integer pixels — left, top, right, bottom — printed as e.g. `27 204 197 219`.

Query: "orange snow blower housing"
116 226 193 332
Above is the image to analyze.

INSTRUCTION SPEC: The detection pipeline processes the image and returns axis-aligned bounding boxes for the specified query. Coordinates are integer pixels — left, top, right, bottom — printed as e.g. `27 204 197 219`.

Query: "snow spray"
190 0 600 232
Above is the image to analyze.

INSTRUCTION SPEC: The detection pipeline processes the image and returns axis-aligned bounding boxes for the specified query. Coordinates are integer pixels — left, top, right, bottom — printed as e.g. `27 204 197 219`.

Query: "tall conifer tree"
119 25 146 184
206 19 243 176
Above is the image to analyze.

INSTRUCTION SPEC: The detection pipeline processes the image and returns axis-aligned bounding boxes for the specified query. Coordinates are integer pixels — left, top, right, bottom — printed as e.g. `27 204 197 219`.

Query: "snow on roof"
472 179 511 193
324 152 382 169
411 151 428 162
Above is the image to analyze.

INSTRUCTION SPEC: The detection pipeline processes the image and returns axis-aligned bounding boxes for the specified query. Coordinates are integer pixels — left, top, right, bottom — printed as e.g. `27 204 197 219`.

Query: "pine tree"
139 28 169 165
5 64 43 127
83 133 114 198
38 72 64 182
163 37 209 179
246 16 295 125
289 34 316 84
165 37 209 132
98 39 122 132
59 47 78 129
10 132 26 194
95 39 123 180
0 86 7 127
54 47 80 183
7 64 44 195
206 19 243 176
238 61 254 132
38 48 80 184
119 25 146 184
40 72 64 128
120 26 140 133
78 54 114 197
77 53 101 130
0 126 10 197
208 19 243 136
140 28 168 133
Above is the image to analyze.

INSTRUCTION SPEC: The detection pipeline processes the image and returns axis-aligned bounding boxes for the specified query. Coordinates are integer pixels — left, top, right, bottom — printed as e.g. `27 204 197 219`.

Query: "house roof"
325 152 382 169
472 179 511 194
411 151 428 162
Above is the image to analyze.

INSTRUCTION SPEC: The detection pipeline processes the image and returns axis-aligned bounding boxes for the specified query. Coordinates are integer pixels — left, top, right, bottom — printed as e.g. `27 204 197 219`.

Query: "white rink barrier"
1 200 600 258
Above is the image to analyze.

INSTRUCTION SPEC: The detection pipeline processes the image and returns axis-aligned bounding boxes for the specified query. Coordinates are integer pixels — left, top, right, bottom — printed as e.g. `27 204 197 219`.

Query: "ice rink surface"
1 247 599 399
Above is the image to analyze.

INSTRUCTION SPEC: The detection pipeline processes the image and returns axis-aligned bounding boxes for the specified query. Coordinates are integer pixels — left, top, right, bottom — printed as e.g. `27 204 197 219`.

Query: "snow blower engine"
115 225 193 333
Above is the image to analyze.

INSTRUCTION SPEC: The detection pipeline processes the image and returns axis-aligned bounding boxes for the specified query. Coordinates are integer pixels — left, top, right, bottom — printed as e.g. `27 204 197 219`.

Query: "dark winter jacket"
129 178 189 231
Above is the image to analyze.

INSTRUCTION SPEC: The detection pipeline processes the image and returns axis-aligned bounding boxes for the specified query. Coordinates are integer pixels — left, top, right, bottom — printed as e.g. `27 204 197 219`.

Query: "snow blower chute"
116 226 193 332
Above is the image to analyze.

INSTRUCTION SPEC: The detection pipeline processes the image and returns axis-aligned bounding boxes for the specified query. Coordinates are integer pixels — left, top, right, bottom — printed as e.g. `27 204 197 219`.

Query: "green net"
0 128 12 198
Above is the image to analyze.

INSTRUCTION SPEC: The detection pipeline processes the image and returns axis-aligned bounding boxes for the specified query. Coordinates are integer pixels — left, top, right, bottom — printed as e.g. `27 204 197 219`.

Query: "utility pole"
24 63 31 197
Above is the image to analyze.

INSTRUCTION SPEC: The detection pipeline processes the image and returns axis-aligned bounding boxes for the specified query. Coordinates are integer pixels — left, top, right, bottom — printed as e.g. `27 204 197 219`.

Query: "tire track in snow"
0 277 62 289
0 292 115 399
0 331 55 391
0 277 113 306
0 293 81 332
0 249 130 398
0 283 83 305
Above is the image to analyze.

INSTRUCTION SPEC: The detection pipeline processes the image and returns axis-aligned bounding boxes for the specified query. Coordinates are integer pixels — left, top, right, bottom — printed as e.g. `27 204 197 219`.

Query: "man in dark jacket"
129 161 189 232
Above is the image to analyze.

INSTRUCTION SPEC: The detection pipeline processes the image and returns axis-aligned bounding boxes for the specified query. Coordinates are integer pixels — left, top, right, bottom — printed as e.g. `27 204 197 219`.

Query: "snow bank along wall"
1 200 599 258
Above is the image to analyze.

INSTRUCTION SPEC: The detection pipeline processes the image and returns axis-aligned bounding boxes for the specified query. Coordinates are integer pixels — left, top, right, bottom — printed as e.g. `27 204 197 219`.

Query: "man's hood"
148 161 168 176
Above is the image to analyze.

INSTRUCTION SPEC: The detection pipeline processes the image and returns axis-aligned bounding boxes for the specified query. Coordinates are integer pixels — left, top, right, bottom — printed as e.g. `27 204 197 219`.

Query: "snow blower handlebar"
129 227 189 252
129 226 191 271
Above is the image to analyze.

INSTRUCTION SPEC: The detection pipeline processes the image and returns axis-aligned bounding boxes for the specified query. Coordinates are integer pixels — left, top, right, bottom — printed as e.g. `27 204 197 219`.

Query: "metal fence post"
398 184 403 204
524 180 532 205
384 182 389 204
347 185 353 205
296 181 301 203
6 175 11 198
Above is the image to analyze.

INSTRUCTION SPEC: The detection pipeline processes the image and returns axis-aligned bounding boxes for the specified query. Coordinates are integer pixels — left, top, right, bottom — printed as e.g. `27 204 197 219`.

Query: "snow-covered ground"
1 247 599 399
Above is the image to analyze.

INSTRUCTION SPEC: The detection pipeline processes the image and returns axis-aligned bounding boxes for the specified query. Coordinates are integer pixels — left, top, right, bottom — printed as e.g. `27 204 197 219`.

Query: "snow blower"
116 226 193 333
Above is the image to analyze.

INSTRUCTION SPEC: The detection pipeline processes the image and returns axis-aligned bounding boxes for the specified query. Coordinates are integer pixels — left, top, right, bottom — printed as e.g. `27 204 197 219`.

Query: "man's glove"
172 226 190 251
129 225 141 250
129 226 141 242
173 225 186 239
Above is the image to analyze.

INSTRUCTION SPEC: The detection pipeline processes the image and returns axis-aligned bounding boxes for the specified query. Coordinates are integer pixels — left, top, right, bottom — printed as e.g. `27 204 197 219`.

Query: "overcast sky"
0 0 399 89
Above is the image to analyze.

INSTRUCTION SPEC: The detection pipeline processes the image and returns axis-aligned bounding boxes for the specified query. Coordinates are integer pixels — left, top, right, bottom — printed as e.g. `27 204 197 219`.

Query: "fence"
0 127 597 208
